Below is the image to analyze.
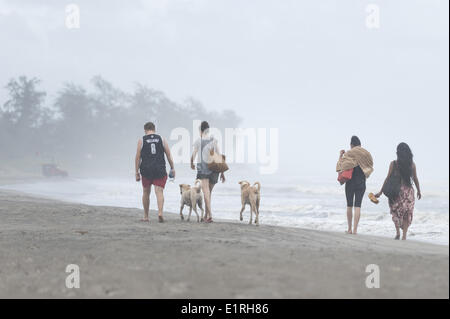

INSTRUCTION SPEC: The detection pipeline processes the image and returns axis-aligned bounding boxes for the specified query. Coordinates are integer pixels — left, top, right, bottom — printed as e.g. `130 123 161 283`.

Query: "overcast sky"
0 0 448 181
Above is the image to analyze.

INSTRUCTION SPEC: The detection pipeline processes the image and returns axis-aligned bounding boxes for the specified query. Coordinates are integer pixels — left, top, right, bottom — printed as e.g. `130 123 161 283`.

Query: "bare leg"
201 179 211 220
353 207 361 235
142 187 151 221
401 217 409 240
346 207 353 234
155 186 164 220
394 224 400 240
208 182 215 220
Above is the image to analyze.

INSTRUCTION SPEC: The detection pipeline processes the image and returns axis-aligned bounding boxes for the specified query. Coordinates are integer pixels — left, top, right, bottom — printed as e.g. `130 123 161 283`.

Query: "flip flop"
368 193 379 204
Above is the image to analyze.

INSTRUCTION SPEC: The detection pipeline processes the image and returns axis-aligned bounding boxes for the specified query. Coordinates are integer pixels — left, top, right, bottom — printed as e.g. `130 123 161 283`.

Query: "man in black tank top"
135 122 175 223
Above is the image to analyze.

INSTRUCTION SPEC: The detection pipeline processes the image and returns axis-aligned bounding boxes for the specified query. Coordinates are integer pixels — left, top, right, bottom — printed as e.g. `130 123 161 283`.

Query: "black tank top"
139 134 167 179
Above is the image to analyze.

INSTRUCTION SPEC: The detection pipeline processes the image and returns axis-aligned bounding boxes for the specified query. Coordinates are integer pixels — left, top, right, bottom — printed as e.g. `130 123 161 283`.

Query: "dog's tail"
194 179 202 192
253 182 261 193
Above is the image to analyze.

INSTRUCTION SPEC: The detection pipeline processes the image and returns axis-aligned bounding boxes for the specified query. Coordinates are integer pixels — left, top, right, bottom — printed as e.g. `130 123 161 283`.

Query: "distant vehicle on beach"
41 164 68 178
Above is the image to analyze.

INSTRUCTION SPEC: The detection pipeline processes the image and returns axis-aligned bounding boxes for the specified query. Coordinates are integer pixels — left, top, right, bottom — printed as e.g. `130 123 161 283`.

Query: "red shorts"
142 175 168 189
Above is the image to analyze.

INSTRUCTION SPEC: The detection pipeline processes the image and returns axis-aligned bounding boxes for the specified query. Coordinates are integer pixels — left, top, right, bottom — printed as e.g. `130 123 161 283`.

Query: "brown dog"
238 181 261 225
179 180 204 222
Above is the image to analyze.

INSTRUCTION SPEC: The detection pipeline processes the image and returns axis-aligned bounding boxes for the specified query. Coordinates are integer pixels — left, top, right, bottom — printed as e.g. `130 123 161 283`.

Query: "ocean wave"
1 177 448 245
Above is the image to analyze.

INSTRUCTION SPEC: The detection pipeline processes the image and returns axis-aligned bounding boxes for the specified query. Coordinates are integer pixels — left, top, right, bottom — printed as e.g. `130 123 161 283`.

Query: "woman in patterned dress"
375 143 422 240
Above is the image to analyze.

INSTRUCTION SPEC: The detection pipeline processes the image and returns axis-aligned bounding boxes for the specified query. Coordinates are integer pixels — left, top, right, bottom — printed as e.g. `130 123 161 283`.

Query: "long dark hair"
396 142 413 186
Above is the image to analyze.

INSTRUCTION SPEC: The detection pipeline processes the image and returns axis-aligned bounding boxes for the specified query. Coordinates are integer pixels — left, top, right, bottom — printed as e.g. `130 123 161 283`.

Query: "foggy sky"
0 0 448 181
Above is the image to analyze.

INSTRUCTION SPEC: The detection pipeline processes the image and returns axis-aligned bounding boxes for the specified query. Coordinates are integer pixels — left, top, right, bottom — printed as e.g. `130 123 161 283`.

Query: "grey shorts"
196 172 219 185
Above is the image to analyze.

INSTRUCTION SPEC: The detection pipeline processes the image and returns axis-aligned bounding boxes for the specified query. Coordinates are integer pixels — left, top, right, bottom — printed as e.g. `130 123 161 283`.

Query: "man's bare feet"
353 230 358 235
395 234 400 240
140 218 149 222
345 230 352 234
158 216 164 223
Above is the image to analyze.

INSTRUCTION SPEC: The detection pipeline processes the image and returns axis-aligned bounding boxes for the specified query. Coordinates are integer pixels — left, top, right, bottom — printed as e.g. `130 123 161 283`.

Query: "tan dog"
238 181 261 225
179 180 204 222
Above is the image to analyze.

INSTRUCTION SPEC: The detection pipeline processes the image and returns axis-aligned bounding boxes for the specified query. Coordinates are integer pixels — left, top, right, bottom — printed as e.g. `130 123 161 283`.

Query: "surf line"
180 303 215 317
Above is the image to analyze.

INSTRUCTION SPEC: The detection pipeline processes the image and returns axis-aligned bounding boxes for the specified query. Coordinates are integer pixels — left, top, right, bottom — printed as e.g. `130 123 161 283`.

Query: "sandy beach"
0 189 448 299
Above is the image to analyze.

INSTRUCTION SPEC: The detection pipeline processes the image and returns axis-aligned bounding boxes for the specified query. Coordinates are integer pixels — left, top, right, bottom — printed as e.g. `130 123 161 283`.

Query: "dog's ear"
179 184 189 194
238 181 249 188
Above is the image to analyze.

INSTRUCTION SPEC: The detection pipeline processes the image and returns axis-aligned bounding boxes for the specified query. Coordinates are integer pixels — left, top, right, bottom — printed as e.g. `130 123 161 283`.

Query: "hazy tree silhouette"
0 75 241 174
52 83 94 159
1 76 48 158
2 76 47 128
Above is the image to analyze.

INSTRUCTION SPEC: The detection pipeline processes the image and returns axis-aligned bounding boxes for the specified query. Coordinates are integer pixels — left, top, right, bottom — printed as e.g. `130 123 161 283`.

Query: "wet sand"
0 190 448 298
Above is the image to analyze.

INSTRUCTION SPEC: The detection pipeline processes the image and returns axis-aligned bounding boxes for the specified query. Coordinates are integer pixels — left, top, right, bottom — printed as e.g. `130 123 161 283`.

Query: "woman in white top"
190 121 226 223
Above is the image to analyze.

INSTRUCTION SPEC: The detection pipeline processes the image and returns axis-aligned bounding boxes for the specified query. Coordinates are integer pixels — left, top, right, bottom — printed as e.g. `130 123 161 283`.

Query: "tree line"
0 76 240 174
